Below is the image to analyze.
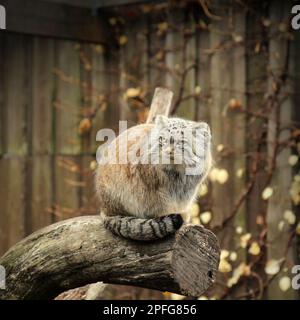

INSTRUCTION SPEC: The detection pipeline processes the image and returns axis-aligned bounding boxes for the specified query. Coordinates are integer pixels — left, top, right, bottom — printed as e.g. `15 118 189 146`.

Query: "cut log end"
172 224 220 297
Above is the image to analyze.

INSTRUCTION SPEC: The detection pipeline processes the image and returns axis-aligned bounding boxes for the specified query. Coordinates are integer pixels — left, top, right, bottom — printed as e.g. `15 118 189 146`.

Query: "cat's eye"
159 136 163 146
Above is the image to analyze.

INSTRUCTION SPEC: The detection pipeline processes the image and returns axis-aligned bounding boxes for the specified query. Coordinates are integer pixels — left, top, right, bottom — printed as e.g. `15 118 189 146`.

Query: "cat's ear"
154 115 168 127
194 121 210 131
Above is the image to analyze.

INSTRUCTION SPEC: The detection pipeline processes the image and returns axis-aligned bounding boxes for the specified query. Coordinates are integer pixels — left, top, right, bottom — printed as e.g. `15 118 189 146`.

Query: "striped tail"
102 214 183 241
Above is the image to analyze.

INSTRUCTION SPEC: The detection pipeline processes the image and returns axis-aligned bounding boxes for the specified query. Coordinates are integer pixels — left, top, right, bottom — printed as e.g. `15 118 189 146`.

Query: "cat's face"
152 115 212 176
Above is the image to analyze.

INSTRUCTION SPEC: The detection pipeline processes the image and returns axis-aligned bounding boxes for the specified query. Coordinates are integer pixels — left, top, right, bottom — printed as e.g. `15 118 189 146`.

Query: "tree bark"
0 216 220 300
146 87 173 123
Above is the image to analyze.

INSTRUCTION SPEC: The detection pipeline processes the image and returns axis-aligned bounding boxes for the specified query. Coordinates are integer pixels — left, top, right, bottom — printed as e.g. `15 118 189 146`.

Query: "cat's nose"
165 146 174 154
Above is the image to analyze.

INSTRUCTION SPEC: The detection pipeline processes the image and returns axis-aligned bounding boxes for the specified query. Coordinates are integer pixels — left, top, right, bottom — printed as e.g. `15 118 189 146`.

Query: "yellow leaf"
217 169 229 184
194 86 202 95
233 34 243 43
78 118 92 135
278 220 285 231
89 160 97 171
296 222 300 235
209 168 219 182
157 22 168 31
254 42 261 53
240 233 251 248
283 210 296 225
290 179 300 205
162 291 172 298
236 168 244 178
229 252 237 262
265 259 280 275
262 187 273 200
198 296 208 300
189 203 199 218
198 184 208 197
288 155 298 166
119 35 128 46
174 64 180 70
200 211 212 224
155 50 164 61
220 250 230 260
248 242 261 256
262 18 271 27
94 45 104 54
217 144 224 152
125 87 141 99
278 22 288 32
141 5 151 13
256 215 264 225
227 262 250 287
109 17 117 26
218 259 232 273
228 98 242 110
294 175 300 182
170 293 185 300
236 226 243 234
279 276 291 292
192 217 201 225
227 277 237 288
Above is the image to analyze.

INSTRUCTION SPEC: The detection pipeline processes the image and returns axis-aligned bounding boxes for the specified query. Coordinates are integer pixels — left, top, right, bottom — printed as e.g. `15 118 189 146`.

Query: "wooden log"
146 87 173 123
0 216 220 300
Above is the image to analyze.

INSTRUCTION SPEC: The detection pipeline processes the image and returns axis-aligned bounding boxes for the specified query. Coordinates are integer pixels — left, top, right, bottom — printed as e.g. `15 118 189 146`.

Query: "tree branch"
0 216 220 300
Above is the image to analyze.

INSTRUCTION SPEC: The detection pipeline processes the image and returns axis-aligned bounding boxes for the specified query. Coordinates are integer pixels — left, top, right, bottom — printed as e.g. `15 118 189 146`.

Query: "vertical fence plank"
80 155 98 215
30 37 55 231
195 21 211 123
54 40 82 221
232 6 247 228
79 43 109 211
31 156 53 230
209 3 236 249
245 3 269 298
79 43 93 155
176 12 197 120
0 158 26 256
207 3 248 300
32 38 55 155
105 40 121 135
2 35 28 156
0 33 4 156
55 41 82 155
90 44 108 154
119 18 142 124
230 5 247 297
0 34 28 255
266 0 296 299
292 21 300 301
149 10 167 96
165 10 185 116
120 14 150 125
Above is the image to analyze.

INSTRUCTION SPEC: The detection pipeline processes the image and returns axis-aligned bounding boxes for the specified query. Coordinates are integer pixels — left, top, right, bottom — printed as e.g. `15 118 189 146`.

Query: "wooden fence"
0 0 299 299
